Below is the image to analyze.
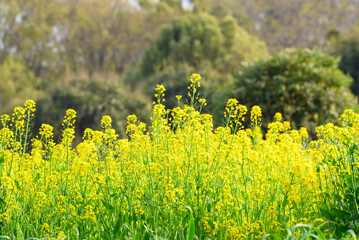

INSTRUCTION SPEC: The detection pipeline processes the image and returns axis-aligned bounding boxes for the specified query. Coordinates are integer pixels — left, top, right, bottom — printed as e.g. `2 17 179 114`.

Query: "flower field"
0 74 359 239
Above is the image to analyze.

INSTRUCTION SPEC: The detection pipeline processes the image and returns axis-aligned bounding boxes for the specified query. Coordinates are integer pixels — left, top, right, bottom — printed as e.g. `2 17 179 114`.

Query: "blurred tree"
0 0 181 79
332 27 359 96
337 39 359 95
190 0 254 32
35 79 152 140
191 0 359 52
218 49 357 136
0 0 67 77
1 0 183 140
138 0 182 10
129 12 267 115
62 0 183 77
63 0 132 75
139 13 268 77
0 57 43 114
142 63 233 111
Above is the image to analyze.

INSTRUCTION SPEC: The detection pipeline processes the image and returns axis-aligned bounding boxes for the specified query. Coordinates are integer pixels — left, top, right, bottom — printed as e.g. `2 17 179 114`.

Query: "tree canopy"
140 13 268 77
0 58 43 113
219 49 357 136
191 0 359 52
35 79 152 140
331 26 359 96
130 13 268 113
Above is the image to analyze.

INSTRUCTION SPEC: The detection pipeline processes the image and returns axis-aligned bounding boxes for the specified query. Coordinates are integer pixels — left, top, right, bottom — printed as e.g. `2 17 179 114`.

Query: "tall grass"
0 74 358 239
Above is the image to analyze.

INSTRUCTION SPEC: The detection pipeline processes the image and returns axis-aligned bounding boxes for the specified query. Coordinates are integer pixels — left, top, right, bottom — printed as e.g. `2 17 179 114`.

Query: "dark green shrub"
335 38 359 95
219 49 357 136
35 79 152 140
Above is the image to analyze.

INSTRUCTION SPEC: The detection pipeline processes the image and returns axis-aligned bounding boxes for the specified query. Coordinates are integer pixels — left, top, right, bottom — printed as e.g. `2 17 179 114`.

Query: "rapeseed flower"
0 76 356 239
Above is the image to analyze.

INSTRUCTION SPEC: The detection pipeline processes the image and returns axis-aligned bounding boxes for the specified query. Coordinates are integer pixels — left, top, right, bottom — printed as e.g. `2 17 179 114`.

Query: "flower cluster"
0 75 356 239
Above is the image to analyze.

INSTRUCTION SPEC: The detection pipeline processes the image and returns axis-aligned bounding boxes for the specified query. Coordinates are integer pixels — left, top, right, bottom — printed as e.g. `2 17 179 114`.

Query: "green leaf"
291 223 311 230
110 192 118 198
300 233 320 239
34 173 41 182
113 212 122 235
261 234 282 240
101 199 114 212
188 212 195 240
314 228 327 239
346 229 357 238
349 144 359 156
14 180 21 190
320 208 336 220
334 193 343 201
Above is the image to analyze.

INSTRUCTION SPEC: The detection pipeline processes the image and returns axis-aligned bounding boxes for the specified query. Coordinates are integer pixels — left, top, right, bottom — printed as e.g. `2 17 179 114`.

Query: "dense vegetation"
0 76 358 239
128 13 268 113
218 49 357 136
139 13 267 77
1 0 359 136
2 0 359 239
35 79 152 140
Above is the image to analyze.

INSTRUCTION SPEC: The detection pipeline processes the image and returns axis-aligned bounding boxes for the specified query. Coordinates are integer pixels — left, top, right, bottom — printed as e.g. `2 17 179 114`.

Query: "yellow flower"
198 98 207 106
24 99 36 114
39 124 54 139
251 105 262 126
101 115 112 129
1 114 10 127
274 112 282 121
155 84 166 94
41 223 51 234
62 109 77 128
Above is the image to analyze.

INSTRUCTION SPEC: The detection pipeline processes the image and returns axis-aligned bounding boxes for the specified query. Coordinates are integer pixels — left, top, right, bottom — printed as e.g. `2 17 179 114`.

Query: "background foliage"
217 49 357 136
138 13 268 77
0 57 43 114
35 79 152 140
0 0 358 140
331 27 359 96
129 13 267 114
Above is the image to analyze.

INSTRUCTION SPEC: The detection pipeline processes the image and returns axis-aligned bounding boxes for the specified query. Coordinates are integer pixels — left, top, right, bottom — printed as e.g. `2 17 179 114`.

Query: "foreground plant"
0 74 357 239
312 109 359 235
